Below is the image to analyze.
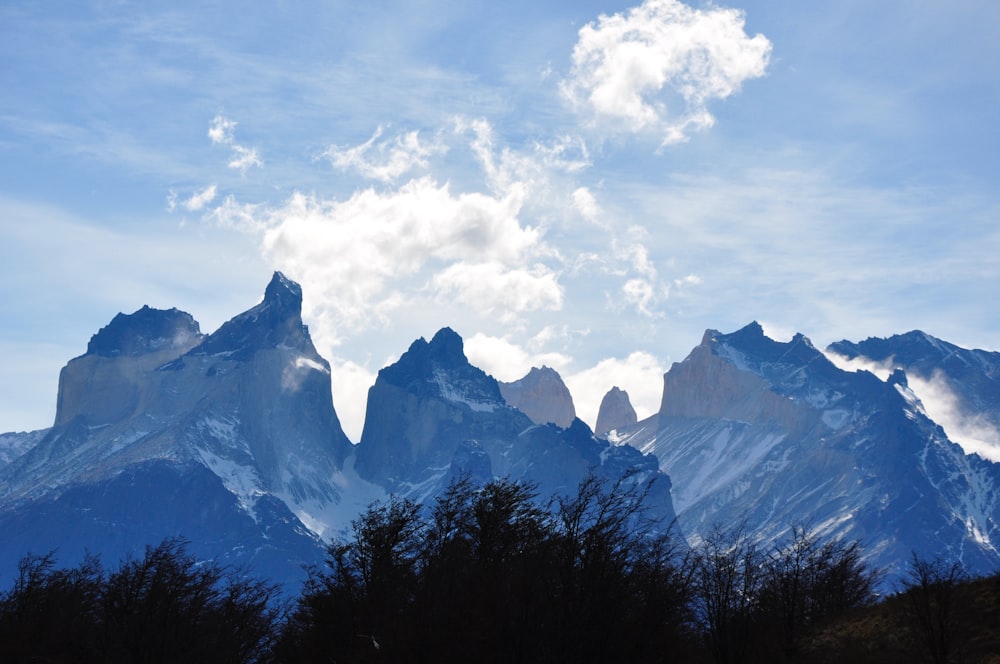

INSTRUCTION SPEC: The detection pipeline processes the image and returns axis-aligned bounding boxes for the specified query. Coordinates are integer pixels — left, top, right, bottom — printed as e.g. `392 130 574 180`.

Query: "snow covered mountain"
828 331 1000 461
355 327 675 524
0 276 676 592
5 271 998 594
611 322 1000 586
0 273 357 589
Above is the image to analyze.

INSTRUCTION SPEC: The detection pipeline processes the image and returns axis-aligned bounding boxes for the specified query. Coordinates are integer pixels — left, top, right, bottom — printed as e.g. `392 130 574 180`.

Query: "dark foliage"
0 538 282 663
899 554 970 664
7 488 995 663
276 474 694 663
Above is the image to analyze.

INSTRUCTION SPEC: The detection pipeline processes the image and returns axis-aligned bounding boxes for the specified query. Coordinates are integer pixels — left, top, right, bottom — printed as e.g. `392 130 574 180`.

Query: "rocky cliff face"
615 322 1000 587
595 386 637 437
0 273 356 590
355 328 675 525
498 366 576 429
54 307 204 427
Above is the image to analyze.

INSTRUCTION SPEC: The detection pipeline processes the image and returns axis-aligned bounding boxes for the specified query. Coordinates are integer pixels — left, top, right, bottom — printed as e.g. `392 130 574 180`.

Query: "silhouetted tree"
901 554 969 664
757 525 880 660
692 522 764 664
280 475 692 663
0 539 282 663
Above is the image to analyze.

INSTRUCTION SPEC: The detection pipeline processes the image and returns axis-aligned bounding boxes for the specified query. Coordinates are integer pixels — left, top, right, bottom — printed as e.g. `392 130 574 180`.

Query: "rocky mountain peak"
86 306 203 358
595 386 637 437
264 270 302 306
377 327 500 403
428 326 465 361
190 272 313 361
498 366 576 429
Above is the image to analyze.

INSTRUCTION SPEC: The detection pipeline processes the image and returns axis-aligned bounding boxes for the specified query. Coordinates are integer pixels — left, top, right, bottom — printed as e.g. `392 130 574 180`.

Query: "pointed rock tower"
499 366 577 429
595 386 637 437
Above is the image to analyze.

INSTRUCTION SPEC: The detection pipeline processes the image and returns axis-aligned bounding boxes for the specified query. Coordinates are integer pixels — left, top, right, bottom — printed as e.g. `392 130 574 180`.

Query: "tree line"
0 475 986 663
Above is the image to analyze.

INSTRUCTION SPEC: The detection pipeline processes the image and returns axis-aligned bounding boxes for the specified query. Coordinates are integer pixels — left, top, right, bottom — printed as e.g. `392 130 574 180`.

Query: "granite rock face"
0 273 355 591
614 322 1000 588
355 328 676 526
595 386 637 437
498 366 576 429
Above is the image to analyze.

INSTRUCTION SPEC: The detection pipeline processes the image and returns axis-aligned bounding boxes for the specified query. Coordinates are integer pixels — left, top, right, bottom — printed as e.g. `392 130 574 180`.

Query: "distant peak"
498 365 575 429
733 321 766 339
595 386 636 436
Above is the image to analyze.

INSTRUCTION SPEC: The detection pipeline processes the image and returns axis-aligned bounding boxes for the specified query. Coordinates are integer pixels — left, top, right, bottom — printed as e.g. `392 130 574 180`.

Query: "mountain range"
1 274 998 592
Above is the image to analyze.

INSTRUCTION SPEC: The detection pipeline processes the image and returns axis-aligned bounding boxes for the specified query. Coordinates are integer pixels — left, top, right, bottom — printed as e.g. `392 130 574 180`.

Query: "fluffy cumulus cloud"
431 261 562 323
561 0 771 145
207 135 567 354
324 125 446 183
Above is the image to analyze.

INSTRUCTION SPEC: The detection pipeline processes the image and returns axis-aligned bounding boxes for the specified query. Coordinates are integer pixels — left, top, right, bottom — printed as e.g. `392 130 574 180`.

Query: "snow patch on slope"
432 370 498 412
195 447 266 517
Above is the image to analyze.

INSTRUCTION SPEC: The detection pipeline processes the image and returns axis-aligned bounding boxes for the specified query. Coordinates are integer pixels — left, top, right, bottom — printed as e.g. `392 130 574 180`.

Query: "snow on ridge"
432 370 498 412
714 342 753 373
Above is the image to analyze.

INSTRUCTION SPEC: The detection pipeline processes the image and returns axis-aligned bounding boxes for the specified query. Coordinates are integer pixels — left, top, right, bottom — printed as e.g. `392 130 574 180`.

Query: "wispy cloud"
208 115 262 173
824 351 1000 462
323 125 445 183
167 184 218 212
561 0 771 145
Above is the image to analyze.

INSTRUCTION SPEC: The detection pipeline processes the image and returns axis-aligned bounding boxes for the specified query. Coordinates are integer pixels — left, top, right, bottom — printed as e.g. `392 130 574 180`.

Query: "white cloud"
565 351 666 429
824 351 1000 461
562 0 771 145
208 114 263 173
431 261 562 322
182 184 217 211
572 186 601 222
905 370 1000 462
227 145 263 173
208 172 554 347
465 333 572 383
328 356 377 443
324 125 445 183
208 115 237 145
622 278 659 317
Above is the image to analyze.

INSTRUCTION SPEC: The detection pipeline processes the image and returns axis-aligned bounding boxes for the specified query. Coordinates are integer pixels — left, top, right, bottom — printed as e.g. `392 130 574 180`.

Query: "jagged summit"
376 327 501 406
86 306 203 358
616 321 1000 588
2 271 355 590
498 366 576 429
264 270 302 305
355 328 674 527
190 271 314 361
428 326 465 361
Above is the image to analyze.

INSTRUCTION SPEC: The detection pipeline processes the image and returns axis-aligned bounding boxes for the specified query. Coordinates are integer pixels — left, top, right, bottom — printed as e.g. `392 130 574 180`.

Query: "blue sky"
2 0 999 441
